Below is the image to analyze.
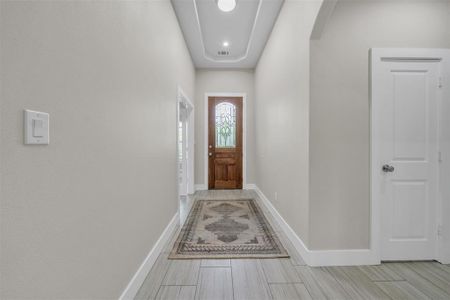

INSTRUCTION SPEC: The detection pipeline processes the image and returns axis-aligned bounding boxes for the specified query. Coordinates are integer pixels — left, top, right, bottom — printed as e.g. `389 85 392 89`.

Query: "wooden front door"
208 96 243 189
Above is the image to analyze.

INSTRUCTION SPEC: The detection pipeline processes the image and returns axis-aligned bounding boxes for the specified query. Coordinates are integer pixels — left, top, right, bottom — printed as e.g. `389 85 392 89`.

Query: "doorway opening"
177 86 194 225
371 48 450 264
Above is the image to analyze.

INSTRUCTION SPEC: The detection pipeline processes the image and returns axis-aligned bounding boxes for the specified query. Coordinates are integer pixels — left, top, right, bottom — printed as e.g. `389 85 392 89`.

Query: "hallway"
136 191 450 300
1 0 450 298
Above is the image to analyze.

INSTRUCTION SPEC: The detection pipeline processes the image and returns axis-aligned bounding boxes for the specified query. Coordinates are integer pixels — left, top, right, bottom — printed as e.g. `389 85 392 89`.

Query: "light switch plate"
24 109 49 145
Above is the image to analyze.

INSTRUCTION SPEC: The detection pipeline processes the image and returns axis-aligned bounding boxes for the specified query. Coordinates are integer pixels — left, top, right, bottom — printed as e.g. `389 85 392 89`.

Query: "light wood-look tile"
375 281 431 300
415 261 450 281
134 252 171 300
269 283 312 300
201 259 231 267
180 194 195 225
135 190 450 300
231 259 272 300
155 286 196 300
326 266 389 299
162 228 181 254
324 266 367 299
296 266 349 300
260 258 302 283
432 262 450 275
196 267 233 300
386 263 450 299
357 264 403 281
408 262 450 294
162 260 201 286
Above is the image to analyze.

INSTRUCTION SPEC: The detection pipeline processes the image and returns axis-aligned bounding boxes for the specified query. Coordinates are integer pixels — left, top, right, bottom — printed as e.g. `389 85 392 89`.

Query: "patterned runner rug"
169 199 289 259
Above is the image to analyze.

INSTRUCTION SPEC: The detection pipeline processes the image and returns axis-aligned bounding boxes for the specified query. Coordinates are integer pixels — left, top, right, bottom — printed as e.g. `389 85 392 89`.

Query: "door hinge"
437 224 442 238
438 151 442 163
438 77 443 89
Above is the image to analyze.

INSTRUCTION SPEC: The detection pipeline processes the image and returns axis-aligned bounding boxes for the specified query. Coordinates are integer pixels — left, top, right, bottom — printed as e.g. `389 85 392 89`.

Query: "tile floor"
135 190 450 300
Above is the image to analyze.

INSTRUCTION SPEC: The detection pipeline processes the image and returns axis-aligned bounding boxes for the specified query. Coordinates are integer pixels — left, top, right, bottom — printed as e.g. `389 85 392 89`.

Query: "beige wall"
254 0 322 246
194 69 255 186
0 1 195 298
309 0 450 250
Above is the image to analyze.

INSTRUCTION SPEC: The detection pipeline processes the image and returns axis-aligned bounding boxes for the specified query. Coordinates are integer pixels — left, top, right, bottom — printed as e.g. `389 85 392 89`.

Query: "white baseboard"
438 239 450 264
251 186 311 264
308 248 378 266
119 213 179 300
194 184 256 191
194 184 207 191
244 183 257 190
250 185 378 266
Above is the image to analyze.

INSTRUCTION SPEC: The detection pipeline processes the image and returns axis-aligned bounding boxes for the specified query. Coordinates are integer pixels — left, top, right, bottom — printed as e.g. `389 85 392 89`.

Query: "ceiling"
171 0 284 69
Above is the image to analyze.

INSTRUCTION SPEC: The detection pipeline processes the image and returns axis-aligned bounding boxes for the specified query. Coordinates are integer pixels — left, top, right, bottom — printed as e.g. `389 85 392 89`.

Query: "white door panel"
392 71 428 160
390 181 427 240
375 60 439 260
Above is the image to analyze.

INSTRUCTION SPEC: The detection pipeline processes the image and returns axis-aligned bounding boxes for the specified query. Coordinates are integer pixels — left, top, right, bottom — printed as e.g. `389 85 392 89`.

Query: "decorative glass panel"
215 102 236 148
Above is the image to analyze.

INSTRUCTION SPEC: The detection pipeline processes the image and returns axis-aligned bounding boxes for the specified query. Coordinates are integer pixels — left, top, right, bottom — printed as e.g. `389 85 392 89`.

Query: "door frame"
370 48 450 264
204 93 247 190
177 86 194 224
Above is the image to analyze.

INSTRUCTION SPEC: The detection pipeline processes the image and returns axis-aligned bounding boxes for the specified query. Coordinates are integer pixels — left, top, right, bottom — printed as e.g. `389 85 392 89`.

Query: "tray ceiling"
171 0 284 69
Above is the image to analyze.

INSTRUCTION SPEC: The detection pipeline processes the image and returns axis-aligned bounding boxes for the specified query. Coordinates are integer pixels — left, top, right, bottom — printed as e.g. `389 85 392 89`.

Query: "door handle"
382 164 395 172
209 152 212 157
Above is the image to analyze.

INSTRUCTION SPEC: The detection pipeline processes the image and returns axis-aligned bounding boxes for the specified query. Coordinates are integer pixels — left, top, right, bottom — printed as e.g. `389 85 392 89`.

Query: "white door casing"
178 107 189 196
177 86 194 225
371 49 449 262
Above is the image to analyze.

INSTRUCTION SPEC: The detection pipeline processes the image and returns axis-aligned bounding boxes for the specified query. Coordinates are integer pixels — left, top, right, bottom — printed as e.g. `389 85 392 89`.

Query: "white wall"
194 69 255 187
310 0 450 250
0 1 195 298
254 0 322 246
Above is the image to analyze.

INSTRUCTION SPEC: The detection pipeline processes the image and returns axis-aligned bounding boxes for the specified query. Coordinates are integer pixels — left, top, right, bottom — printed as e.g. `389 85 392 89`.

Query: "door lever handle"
382 164 395 172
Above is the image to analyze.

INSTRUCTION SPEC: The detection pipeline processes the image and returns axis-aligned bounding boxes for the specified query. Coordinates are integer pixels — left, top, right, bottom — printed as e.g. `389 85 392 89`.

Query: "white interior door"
373 55 441 261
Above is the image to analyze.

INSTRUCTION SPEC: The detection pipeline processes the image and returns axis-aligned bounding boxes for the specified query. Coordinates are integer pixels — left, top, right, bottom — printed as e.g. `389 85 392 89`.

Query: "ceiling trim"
193 0 263 63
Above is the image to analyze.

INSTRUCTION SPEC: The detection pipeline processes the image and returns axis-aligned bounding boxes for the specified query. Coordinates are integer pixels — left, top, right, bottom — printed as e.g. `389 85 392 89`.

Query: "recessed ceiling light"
223 41 229 47
217 0 236 12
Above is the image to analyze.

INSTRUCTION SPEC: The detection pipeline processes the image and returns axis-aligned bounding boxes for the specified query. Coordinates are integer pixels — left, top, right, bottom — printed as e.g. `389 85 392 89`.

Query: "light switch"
32 119 44 137
24 110 49 145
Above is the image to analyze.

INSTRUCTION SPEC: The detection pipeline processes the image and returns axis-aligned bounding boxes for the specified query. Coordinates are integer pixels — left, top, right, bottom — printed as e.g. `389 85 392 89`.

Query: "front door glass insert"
215 102 236 148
